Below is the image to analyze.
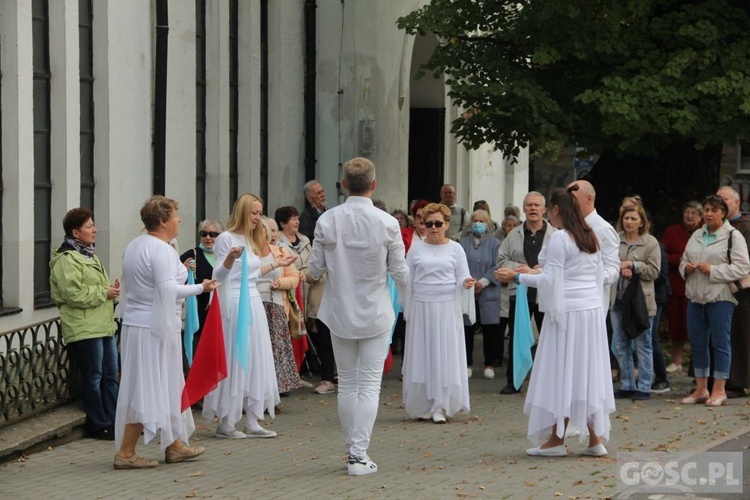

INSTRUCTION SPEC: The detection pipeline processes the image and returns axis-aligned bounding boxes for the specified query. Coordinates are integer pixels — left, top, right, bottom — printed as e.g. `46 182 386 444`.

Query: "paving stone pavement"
1 355 748 499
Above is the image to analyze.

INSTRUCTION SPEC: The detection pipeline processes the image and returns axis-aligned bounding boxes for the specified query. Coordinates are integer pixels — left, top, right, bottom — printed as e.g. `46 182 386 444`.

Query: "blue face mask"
471 222 487 235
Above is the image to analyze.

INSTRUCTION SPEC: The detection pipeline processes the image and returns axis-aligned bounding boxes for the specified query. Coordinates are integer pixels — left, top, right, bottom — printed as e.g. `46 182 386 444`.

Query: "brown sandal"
113 453 158 470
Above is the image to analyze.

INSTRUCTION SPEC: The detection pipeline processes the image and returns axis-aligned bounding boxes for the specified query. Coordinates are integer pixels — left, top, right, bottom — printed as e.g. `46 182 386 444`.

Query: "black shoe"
500 385 520 395
631 391 651 401
651 381 671 394
614 389 634 399
90 426 115 441
279 392 290 398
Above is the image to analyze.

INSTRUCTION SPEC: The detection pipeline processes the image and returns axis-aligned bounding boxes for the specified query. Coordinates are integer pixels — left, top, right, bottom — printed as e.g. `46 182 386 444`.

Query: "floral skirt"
264 302 303 393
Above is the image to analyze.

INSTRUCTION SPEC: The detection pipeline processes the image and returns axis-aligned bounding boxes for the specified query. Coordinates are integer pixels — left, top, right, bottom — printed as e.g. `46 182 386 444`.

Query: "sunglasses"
199 231 220 238
424 221 445 228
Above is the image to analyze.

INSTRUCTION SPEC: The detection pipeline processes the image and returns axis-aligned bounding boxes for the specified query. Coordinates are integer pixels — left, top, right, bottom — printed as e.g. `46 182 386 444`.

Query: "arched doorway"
408 33 445 205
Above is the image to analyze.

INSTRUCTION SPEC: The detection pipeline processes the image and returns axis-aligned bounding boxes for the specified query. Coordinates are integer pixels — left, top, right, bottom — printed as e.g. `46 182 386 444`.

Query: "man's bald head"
567 180 596 216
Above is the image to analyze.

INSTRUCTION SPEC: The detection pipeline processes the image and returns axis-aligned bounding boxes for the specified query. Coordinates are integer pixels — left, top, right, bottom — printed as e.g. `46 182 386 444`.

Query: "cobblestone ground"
2 350 748 499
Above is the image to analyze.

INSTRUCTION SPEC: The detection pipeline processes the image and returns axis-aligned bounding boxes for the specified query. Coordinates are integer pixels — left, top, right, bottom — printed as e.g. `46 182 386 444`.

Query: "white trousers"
330 329 390 458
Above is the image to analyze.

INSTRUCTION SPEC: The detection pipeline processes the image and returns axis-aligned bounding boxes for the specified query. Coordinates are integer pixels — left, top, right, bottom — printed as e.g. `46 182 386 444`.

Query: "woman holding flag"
496 186 615 458
114 196 218 469
203 194 295 439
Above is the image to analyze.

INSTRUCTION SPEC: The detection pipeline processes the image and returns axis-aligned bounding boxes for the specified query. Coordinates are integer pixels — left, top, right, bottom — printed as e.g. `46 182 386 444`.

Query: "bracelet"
513 273 520 285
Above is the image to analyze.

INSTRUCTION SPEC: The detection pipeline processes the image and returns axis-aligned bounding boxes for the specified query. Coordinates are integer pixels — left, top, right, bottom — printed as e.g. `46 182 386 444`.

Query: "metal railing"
0 318 73 428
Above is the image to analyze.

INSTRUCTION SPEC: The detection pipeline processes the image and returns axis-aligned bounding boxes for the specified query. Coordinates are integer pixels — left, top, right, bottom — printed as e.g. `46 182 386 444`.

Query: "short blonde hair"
140 196 179 231
421 203 451 222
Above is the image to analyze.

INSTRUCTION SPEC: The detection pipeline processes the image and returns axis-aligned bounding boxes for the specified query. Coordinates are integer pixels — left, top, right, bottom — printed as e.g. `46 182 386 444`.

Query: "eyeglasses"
199 231 220 238
424 221 445 228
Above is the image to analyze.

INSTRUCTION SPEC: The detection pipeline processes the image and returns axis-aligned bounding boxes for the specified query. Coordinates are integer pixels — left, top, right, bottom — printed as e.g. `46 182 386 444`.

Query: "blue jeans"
68 336 119 430
687 301 734 379
651 304 667 383
611 301 653 393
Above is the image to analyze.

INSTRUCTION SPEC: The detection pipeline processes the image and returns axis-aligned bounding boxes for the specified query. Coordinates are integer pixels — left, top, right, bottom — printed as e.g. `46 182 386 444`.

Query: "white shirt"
585 209 620 309
309 196 409 338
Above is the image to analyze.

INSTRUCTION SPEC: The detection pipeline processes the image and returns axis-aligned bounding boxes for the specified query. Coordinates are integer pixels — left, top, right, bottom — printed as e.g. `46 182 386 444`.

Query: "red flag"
383 349 393 376
291 283 308 371
181 292 228 412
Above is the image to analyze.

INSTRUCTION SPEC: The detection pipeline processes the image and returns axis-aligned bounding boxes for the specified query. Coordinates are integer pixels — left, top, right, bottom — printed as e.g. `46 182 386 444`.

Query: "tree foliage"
398 0 750 160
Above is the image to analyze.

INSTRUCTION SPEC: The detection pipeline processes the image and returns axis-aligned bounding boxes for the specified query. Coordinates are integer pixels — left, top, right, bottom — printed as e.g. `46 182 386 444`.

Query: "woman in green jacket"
50 208 120 440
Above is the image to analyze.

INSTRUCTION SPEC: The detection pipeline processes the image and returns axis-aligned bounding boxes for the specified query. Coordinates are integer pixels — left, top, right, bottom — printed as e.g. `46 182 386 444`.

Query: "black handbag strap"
726 229 743 291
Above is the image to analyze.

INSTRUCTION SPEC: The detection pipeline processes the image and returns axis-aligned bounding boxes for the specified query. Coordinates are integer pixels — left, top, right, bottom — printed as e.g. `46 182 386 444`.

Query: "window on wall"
229 0 238 209
33 0 54 308
738 141 750 174
79 0 95 209
196 0 207 226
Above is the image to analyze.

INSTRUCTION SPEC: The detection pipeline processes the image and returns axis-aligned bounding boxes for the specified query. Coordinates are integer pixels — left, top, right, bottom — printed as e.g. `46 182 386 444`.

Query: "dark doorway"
408 107 445 204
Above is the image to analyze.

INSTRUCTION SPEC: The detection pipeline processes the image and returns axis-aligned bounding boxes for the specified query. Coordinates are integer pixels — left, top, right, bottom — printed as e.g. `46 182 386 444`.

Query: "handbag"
287 287 307 339
621 273 650 339
725 230 750 298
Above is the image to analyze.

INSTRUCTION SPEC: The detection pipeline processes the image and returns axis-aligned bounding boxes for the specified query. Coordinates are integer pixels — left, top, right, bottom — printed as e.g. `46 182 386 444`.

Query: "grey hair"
303 180 321 199
523 191 546 206
343 157 376 195
198 219 224 232
683 200 703 212
503 214 521 225
718 186 740 200
471 209 491 223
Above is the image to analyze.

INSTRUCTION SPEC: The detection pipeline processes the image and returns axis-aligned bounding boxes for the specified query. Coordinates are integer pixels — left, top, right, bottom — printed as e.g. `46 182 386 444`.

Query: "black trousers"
506 294 544 386
464 305 502 367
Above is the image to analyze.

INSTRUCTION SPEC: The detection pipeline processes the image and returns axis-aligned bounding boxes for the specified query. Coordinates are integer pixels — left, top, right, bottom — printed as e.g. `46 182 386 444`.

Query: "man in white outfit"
309 157 409 476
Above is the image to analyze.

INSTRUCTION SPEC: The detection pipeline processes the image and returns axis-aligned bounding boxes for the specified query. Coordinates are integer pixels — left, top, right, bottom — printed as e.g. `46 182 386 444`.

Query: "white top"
256 252 284 305
585 209 620 309
212 231 262 298
121 234 203 342
407 240 471 302
309 196 409 338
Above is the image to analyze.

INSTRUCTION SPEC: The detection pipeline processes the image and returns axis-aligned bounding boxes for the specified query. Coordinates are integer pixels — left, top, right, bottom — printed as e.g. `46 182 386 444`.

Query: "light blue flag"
183 269 200 367
388 275 402 339
234 250 253 372
513 283 535 390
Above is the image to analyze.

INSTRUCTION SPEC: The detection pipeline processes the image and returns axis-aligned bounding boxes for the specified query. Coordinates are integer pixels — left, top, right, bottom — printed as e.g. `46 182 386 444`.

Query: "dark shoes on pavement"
500 385 521 395
614 389 633 399
631 391 650 401
651 380 671 393
90 425 115 441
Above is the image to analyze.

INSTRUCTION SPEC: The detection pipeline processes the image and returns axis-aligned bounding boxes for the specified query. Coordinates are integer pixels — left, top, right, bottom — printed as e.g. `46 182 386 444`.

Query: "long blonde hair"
226 193 265 256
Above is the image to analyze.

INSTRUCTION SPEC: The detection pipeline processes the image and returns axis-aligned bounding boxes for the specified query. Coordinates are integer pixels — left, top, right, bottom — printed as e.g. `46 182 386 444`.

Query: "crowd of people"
49 161 750 474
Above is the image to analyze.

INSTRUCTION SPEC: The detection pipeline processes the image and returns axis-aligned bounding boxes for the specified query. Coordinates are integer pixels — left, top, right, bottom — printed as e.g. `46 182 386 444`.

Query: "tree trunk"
586 142 722 237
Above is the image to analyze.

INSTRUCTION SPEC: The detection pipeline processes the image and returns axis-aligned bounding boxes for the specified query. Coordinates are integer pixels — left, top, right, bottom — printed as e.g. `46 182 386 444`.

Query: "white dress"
202 232 279 425
115 234 204 451
402 240 472 418
519 230 616 445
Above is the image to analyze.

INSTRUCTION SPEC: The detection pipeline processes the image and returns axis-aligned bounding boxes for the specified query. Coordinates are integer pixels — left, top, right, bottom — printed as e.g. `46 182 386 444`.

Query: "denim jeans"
67 336 119 430
687 300 734 379
611 301 653 393
651 304 668 383
330 329 390 458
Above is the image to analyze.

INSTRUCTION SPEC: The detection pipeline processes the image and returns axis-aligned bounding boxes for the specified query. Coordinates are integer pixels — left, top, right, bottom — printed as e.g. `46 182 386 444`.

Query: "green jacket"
49 247 116 344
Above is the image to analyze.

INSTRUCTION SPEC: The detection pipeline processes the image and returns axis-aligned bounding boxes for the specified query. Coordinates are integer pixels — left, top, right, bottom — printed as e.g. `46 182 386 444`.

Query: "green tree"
399 0 750 229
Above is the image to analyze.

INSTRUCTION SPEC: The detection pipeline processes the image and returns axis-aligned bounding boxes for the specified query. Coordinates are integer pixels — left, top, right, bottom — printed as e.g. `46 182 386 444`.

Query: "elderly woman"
680 195 750 406
461 200 499 237
403 203 475 423
459 209 501 380
50 208 120 441
258 217 302 395
662 201 703 373
180 219 224 364
401 199 430 254
203 194 296 439
114 196 217 469
610 204 661 401
391 209 410 229
275 206 333 394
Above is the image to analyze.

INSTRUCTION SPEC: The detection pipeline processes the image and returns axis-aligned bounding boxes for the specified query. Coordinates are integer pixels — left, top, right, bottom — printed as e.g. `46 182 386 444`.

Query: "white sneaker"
467 367 473 379
431 412 446 424
347 454 378 476
314 380 336 394
483 367 495 379
666 363 682 374
243 427 277 438
216 427 248 439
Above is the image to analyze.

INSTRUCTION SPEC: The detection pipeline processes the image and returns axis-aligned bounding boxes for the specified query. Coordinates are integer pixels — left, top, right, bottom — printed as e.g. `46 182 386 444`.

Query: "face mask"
471 222 487 235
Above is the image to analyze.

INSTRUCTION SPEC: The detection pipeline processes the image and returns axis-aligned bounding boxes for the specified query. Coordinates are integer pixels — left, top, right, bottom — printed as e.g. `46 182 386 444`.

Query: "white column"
92 0 154 279
165 0 198 250
0 0 35 320
204 0 231 218
237 0 261 198
48 0 81 224
266 0 305 213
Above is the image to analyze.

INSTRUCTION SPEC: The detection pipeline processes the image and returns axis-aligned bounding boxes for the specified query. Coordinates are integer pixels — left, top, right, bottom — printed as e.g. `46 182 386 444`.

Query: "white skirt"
402 299 470 418
203 294 279 425
524 308 615 446
114 325 194 451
